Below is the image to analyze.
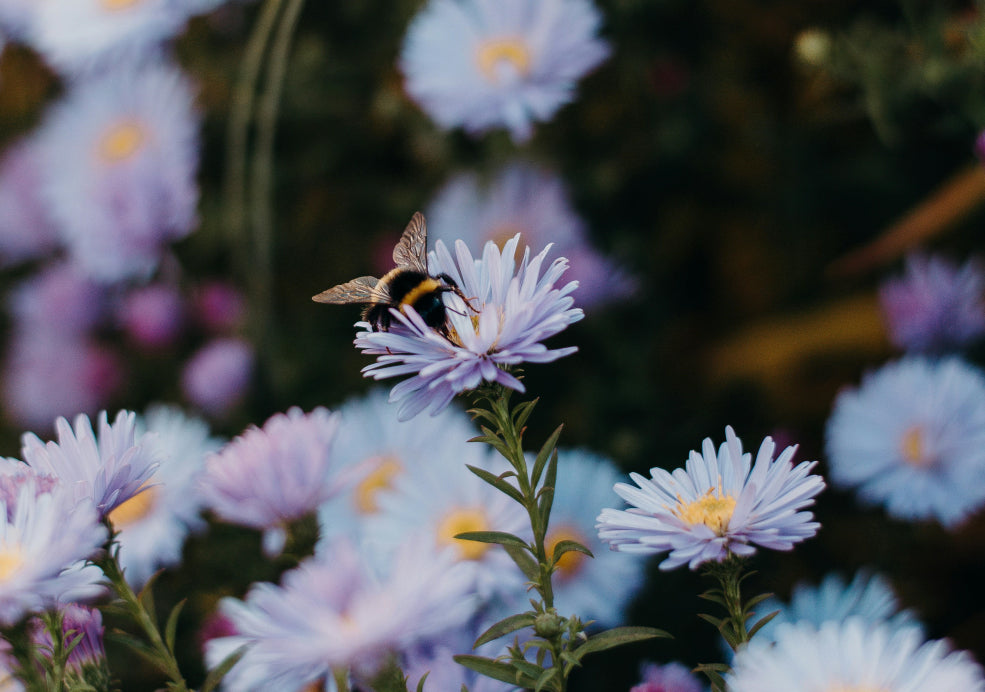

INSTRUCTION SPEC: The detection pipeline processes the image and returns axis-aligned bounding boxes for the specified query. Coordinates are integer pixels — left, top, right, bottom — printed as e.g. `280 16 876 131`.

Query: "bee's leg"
438 275 479 313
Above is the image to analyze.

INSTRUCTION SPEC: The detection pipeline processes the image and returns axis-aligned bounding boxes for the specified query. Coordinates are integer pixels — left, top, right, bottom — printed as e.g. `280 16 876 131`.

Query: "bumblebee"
312 212 467 333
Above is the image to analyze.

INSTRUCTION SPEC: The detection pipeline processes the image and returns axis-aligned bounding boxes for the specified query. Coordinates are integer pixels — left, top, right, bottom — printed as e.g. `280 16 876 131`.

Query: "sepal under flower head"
597 427 824 570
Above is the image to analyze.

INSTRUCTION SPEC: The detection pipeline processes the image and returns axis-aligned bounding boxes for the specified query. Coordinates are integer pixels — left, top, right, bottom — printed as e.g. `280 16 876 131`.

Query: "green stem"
704 556 752 651
333 668 350 692
96 545 188 692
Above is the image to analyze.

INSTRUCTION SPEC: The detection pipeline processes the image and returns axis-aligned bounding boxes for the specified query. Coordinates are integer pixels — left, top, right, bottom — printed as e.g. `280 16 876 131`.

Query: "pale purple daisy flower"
596 427 825 571
181 337 254 418
199 407 343 555
631 661 705 692
110 405 221 587
9 262 106 337
118 282 185 350
356 235 583 420
32 604 106 673
1 331 123 431
755 571 921 647
29 0 220 75
193 280 246 333
0 136 60 266
205 539 476 690
0 480 107 625
400 0 610 142
19 410 161 518
0 0 35 39
726 618 985 692
36 61 199 282
826 356 985 526
426 163 636 307
879 254 985 352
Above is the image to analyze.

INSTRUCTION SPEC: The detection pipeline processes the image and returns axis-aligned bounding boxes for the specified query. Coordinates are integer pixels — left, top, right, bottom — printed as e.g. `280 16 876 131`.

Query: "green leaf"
551 539 594 565
453 655 538 688
748 609 780 639
105 632 160 670
530 425 563 488
454 530 529 550
200 645 247 692
474 613 536 648
533 666 559 692
512 398 539 431
164 599 186 653
569 626 669 664
136 577 159 628
537 450 558 529
465 465 524 504
743 591 775 613
694 662 729 692
503 543 539 581
476 426 512 460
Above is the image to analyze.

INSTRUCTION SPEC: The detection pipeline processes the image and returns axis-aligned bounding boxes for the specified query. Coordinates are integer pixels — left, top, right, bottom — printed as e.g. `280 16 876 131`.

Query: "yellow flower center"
107 486 157 527
672 486 736 536
546 525 589 581
0 546 24 582
437 507 490 561
98 120 145 162
101 0 142 10
900 426 931 467
476 38 532 83
353 456 402 514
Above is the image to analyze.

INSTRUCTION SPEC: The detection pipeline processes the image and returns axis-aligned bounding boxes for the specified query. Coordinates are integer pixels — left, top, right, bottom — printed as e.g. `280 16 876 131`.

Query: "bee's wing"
392 212 429 272
312 276 386 304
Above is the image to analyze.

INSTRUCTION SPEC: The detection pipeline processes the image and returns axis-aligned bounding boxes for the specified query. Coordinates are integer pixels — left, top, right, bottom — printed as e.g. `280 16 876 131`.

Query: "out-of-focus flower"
20 410 160 517
1 332 123 431
400 0 610 142
726 618 985 692
0 639 21 692
315 390 480 546
200 407 343 555
9 263 106 337
181 337 254 417
0 0 34 39
826 356 985 526
0 480 107 625
32 604 106 673
404 639 516 692
119 283 185 350
426 164 635 307
205 539 476 691
29 0 220 75
364 439 528 601
631 661 705 692
356 236 582 420
597 427 824 571
193 281 246 333
879 254 985 352
0 137 60 266
109 405 221 587
755 571 920 647
36 61 199 283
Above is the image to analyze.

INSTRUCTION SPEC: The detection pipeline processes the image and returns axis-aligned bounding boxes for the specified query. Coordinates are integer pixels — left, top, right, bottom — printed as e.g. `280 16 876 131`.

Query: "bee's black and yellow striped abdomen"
363 269 449 331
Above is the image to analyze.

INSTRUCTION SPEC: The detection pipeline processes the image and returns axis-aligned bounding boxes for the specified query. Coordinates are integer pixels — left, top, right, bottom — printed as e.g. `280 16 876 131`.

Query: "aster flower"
0 480 107 625
205 539 477 690
110 405 221 587
400 0 610 142
755 571 920 647
825 356 985 526
726 618 985 692
20 410 160 518
879 254 985 353
181 337 254 418
28 0 221 75
0 137 60 267
631 662 705 692
596 427 825 571
118 283 185 350
32 604 106 674
356 235 582 420
199 407 343 554
426 163 636 307
35 61 199 282
9 262 106 337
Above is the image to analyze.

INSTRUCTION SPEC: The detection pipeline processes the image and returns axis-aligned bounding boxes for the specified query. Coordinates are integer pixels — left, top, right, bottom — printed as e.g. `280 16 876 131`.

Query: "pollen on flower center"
437 507 490 561
107 485 157 527
354 455 402 514
0 546 24 582
98 120 146 162
476 38 532 83
672 488 737 535
546 525 589 581
899 426 932 467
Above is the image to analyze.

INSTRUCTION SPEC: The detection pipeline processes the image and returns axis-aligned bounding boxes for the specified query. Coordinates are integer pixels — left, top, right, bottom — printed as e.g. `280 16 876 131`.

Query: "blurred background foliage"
4 0 985 689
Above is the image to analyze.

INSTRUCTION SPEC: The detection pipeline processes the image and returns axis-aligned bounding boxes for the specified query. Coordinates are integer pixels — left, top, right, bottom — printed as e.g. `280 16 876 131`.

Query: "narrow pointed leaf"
465 465 524 504
748 610 780 639
200 646 247 692
503 543 539 581
534 666 559 692
570 626 669 663
551 539 594 565
537 450 558 529
453 655 538 687
475 613 537 648
743 592 775 612
454 531 529 551
414 673 429 692
164 600 186 653
105 632 161 670
531 426 563 487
